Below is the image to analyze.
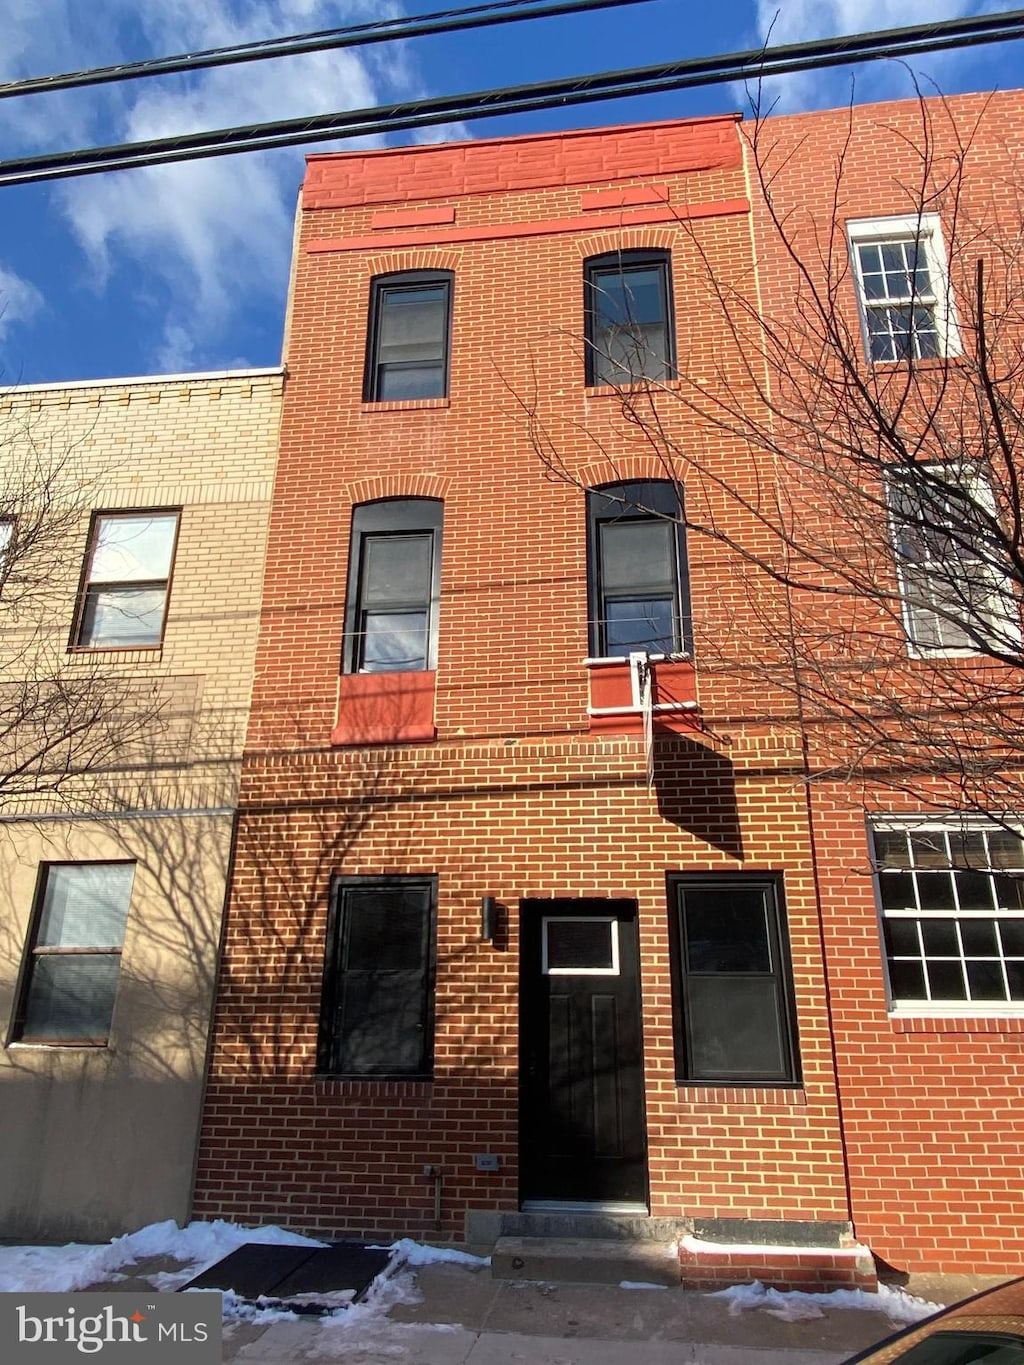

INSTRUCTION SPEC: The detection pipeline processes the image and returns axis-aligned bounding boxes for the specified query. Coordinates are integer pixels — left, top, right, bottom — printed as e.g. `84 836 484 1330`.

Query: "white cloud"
3 1 421 370
746 1 1006 114
0 265 44 343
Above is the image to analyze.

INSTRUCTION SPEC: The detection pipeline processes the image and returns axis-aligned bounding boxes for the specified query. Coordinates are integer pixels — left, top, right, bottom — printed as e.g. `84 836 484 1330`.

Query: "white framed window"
886 465 1017 656
542 917 620 976
73 510 180 649
12 862 136 1045
871 823 1024 1012
847 214 959 363
0 517 14 590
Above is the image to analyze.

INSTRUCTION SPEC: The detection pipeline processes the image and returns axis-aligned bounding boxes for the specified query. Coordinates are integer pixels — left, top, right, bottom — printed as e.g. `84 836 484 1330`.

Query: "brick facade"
0 370 281 1240
738 91 1024 1274
192 117 852 1252
192 95 1024 1275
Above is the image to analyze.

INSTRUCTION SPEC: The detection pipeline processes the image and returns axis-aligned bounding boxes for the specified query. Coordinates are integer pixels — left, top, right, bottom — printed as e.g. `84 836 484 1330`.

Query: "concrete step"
499 1212 691 1242
491 1235 681 1286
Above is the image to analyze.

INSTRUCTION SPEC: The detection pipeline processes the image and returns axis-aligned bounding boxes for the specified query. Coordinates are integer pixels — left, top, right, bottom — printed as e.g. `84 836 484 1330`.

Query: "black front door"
519 898 648 1206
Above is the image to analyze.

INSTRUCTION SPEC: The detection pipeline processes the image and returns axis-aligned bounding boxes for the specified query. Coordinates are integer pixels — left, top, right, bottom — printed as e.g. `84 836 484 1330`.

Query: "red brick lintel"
307 198 750 255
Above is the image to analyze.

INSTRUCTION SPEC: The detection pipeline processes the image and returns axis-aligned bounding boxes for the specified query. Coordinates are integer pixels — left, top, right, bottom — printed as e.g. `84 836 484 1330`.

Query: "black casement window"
13 862 136 1046
584 251 674 386
73 510 180 649
364 271 453 401
343 499 444 673
318 876 437 1077
586 480 690 658
668 876 800 1085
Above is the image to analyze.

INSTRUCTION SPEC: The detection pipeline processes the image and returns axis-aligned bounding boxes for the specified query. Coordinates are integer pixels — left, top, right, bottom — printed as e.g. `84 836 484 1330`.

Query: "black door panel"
519 899 648 1205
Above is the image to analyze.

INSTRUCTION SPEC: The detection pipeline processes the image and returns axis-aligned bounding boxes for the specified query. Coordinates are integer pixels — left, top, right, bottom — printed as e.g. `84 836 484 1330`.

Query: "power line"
3 9 1024 186
0 0 651 100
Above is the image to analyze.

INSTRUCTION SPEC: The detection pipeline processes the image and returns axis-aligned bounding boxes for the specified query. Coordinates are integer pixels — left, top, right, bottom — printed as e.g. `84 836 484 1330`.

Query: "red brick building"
192 92 1024 1277
744 92 1024 1275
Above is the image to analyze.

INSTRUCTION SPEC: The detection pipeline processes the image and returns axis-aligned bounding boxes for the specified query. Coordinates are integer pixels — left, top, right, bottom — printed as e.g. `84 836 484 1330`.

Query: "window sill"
906 644 997 660
869 353 962 371
8 1040 110 1050
584 380 680 397
314 1076 434 1097
584 654 691 667
360 397 450 413
673 1083 807 1105
890 1009 1024 1033
66 645 164 660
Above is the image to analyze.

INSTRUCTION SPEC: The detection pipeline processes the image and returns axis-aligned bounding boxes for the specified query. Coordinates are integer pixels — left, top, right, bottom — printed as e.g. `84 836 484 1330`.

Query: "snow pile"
0 1242 129 1295
386 1238 490 1269
877 1284 947 1325
711 1279 943 1325
0 1220 490 1331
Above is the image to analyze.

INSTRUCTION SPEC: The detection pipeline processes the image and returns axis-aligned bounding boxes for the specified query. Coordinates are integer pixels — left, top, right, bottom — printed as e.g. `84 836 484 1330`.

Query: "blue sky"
0 0 1018 385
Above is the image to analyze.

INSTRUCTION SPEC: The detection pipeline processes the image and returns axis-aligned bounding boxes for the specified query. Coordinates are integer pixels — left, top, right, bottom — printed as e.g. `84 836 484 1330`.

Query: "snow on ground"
0 1218 326 1295
0 1220 490 1328
0 1218 941 1337
711 1279 944 1325
384 1237 490 1268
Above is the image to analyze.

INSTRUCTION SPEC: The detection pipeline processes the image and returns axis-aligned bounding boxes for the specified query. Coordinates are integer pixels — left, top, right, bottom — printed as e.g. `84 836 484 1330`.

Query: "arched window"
364 271 453 401
586 481 690 658
583 251 674 386
343 498 444 673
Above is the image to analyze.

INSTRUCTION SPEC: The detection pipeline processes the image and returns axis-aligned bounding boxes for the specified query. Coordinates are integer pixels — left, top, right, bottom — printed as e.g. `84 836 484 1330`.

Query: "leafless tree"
517 87 1024 824
0 401 169 809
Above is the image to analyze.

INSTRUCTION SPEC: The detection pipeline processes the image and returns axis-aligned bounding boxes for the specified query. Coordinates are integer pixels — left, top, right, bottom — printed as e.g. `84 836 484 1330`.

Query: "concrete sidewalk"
215 1259 952 1365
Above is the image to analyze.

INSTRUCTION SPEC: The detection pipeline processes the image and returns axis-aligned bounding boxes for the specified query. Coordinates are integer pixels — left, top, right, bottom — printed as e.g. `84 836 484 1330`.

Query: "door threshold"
520 1200 650 1215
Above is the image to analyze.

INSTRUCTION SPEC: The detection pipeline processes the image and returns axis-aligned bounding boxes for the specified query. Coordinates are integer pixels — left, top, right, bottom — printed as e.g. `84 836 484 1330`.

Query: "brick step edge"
678 1235 878 1294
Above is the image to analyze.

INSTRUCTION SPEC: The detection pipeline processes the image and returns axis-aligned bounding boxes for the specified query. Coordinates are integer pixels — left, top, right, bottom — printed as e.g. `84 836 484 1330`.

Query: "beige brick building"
0 367 282 1241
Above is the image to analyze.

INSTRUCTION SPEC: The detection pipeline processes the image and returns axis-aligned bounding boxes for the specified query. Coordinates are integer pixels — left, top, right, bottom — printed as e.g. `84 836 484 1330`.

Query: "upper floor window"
318 876 437 1077
0 517 14 591
872 825 1024 1010
364 271 453 401
584 251 674 386
887 466 1014 655
12 862 135 1046
343 498 443 673
73 510 180 649
586 481 690 658
847 214 959 363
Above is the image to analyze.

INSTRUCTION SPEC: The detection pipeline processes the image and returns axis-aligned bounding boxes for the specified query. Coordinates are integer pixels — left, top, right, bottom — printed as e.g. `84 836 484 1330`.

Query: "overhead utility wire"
0 0 650 100
3 8 1024 186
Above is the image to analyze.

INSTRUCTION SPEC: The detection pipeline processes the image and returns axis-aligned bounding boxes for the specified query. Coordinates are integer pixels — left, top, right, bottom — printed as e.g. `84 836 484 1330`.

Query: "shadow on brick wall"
653 735 743 860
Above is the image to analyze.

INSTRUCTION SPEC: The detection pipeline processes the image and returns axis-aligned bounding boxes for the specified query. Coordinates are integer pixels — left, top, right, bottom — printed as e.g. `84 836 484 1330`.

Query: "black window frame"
342 498 444 674
364 270 453 402
585 480 691 659
583 250 675 387
70 508 181 651
667 874 801 1086
317 874 438 1079
10 860 136 1047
